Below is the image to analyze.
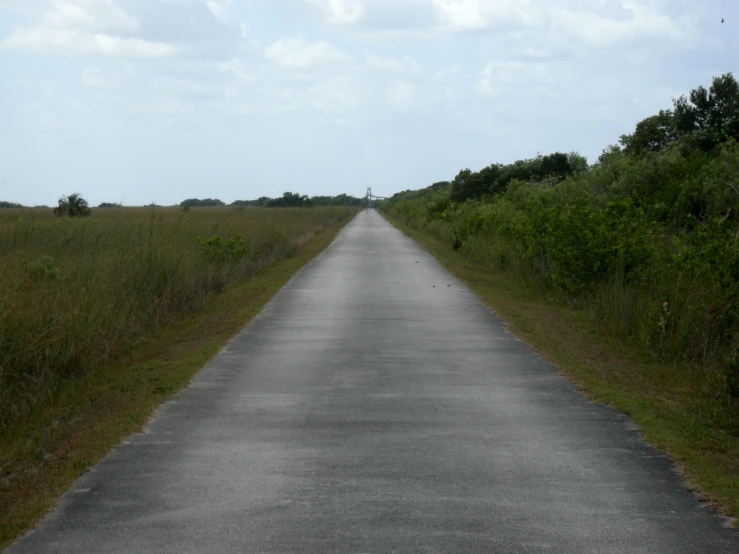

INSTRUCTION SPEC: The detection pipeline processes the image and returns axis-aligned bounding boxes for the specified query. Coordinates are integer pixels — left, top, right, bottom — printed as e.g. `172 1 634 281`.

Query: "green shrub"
381 73 739 402
23 255 61 282
198 235 260 264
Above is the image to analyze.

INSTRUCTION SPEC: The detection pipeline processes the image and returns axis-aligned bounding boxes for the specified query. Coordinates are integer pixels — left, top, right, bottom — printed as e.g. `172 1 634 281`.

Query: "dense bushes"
180 198 225 208
231 198 271 207
261 192 362 207
311 193 364 207
450 152 589 202
383 73 739 402
229 193 363 208
266 192 314 208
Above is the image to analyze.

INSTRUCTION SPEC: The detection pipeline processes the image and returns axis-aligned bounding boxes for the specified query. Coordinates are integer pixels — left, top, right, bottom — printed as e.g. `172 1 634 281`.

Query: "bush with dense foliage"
382 73 739 404
180 198 225 208
230 193 363 208
53 193 90 218
231 197 272 207
266 192 314 208
311 194 364 206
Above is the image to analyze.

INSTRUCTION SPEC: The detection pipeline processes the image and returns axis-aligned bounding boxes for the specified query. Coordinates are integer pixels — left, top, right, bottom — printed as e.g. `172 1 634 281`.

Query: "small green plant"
23 255 61 282
181 205 190 213
198 235 260 264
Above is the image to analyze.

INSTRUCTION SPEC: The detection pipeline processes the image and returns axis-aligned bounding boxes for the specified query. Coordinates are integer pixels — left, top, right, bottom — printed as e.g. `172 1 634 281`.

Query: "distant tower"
366 186 373 209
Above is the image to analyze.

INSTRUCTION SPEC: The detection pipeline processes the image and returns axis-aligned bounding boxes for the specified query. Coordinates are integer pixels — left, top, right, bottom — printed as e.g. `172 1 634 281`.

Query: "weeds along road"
9 209 738 553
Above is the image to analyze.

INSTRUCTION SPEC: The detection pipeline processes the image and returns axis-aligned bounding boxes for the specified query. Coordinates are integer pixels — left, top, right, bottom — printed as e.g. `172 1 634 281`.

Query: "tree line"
0 193 363 215
382 72 739 402
182 192 363 209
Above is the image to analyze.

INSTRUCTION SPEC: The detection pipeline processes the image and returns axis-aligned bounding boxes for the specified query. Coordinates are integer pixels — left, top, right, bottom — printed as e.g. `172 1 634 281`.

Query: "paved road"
9 210 738 553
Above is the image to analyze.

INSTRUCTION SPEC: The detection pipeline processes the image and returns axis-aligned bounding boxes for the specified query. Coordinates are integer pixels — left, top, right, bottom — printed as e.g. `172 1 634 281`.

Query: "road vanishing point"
9 210 739 553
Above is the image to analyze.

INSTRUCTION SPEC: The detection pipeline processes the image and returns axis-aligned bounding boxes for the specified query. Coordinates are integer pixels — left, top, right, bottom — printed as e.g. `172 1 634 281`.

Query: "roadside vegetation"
0 209 355 549
0 205 356 430
381 73 739 517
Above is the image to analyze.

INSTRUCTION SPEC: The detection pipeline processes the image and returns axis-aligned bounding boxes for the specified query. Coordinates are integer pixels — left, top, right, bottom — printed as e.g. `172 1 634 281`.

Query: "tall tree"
619 110 676 155
673 73 739 151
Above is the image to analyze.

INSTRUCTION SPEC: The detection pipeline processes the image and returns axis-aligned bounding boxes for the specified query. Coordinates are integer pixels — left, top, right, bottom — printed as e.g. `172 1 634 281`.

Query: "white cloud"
308 0 364 25
476 60 512 96
0 0 182 57
217 58 259 82
515 46 554 59
205 0 233 25
363 52 420 76
92 33 178 57
0 0 36 9
386 81 415 109
42 0 139 32
428 0 696 46
309 77 359 113
475 59 554 96
265 36 352 68
432 66 459 82
19 98 67 137
432 0 541 32
550 1 693 46
2 27 178 57
82 65 105 86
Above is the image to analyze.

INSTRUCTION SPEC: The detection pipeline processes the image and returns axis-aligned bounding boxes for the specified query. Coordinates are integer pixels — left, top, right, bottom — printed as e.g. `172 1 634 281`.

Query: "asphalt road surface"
9 210 739 553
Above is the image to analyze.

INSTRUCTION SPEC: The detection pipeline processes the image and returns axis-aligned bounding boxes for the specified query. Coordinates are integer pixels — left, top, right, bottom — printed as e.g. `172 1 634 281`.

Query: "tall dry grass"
0 206 356 428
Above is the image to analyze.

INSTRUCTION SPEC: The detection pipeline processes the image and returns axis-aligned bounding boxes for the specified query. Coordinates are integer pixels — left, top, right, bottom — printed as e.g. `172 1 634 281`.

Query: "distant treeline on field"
182 192 364 209
1 193 364 210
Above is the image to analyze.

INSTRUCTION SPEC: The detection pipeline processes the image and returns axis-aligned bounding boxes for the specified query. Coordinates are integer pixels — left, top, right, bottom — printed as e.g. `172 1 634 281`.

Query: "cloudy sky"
0 0 736 206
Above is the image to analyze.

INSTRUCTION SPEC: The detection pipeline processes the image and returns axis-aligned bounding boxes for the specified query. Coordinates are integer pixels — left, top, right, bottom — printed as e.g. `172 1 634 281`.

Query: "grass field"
0 205 357 549
381 211 739 526
0 205 356 429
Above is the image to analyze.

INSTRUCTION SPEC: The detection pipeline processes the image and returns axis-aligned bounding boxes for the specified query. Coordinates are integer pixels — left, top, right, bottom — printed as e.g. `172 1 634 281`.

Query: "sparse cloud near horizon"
0 0 736 206
264 36 352 68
